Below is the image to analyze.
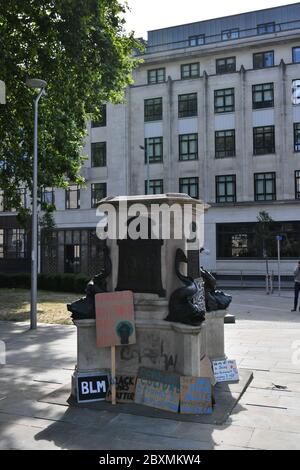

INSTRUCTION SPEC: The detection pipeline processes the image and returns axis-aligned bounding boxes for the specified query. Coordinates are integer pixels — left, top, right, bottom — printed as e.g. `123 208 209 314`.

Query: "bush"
0 272 90 294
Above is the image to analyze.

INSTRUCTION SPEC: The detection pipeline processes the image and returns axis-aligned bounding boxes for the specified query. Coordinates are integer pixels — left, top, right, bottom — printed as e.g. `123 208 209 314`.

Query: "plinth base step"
39 369 253 425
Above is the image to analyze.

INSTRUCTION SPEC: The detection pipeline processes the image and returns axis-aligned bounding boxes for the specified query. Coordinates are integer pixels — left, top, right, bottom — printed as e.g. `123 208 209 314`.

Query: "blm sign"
77 372 110 403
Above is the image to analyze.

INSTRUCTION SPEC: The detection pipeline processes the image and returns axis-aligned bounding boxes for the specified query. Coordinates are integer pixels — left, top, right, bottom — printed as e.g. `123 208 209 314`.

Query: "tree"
255 210 275 275
0 0 141 219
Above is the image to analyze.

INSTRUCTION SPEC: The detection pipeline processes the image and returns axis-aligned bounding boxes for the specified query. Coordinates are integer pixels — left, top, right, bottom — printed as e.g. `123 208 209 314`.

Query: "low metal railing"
139 18 300 56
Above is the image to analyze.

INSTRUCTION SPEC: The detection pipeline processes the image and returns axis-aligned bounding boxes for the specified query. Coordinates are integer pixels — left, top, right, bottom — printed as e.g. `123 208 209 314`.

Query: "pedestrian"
291 260 300 311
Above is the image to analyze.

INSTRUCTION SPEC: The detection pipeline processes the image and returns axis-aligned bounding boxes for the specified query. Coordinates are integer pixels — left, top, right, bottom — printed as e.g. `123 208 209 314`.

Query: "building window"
252 83 274 109
294 123 300 152
91 105 106 128
145 179 164 195
214 88 235 113
66 184 80 210
292 79 300 105
148 68 166 84
0 228 27 259
221 29 239 41
293 47 300 63
42 188 55 205
253 51 274 69
189 35 205 46
257 22 275 35
215 130 235 158
91 142 106 167
178 93 198 118
181 63 200 79
145 137 163 163
295 171 300 199
216 175 236 203
217 222 300 259
179 177 199 198
179 134 198 161
0 189 26 212
253 126 275 155
216 57 236 74
254 173 276 201
91 183 107 208
144 98 163 122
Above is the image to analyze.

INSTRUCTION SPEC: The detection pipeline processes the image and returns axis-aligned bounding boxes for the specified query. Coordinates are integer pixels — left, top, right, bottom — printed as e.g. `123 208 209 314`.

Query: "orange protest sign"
95 291 136 348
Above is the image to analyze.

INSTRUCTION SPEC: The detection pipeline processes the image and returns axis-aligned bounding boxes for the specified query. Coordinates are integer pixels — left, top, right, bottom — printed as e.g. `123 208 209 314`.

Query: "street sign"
276 235 283 242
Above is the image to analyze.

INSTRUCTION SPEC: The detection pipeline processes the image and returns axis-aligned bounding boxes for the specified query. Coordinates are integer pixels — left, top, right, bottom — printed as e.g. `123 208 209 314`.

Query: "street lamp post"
26 78 47 330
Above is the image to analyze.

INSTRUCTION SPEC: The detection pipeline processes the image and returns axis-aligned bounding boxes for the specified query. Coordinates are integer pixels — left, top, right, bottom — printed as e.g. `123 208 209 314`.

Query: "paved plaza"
0 289 300 450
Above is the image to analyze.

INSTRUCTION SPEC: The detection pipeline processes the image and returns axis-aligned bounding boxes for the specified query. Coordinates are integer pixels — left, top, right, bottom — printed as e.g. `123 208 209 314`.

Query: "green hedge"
0 272 90 294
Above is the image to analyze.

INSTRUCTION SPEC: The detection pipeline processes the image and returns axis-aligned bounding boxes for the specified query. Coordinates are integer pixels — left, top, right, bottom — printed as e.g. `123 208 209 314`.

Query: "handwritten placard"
135 367 180 413
180 377 212 415
106 376 137 403
95 291 136 348
213 359 239 383
77 372 110 404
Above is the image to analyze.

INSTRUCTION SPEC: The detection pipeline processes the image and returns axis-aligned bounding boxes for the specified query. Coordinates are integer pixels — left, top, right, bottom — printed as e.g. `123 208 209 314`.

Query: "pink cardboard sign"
95 291 136 348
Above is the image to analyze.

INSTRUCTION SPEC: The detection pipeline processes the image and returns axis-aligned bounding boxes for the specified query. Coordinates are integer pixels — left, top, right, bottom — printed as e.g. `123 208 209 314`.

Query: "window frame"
179 177 199 199
221 29 239 41
253 126 275 155
147 68 166 84
253 51 274 69
257 22 275 35
91 104 107 128
91 142 107 167
293 47 300 64
214 88 235 114
215 130 236 158
145 137 164 164
189 35 205 47
294 123 300 152
181 63 200 80
179 134 198 161
254 172 276 201
145 179 164 195
216 57 236 74
144 97 163 122
295 171 300 199
178 93 198 118
252 83 274 109
91 183 107 208
42 187 55 205
216 175 237 203
65 184 80 210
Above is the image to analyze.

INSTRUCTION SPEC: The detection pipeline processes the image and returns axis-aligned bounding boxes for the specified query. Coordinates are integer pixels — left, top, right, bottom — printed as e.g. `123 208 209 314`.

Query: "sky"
124 0 300 38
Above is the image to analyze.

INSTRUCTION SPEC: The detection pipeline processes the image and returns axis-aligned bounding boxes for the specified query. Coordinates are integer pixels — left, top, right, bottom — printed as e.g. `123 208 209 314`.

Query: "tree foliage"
0 0 141 215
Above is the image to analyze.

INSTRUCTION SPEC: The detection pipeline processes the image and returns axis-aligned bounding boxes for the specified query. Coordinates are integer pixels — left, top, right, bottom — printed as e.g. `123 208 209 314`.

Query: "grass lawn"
0 289 80 325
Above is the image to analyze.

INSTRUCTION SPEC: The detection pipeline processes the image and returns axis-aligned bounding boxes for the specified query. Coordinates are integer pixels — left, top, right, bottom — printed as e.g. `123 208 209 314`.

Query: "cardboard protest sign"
106 376 137 404
77 372 110 404
180 376 212 415
135 367 180 413
200 355 216 386
95 291 136 348
213 359 239 383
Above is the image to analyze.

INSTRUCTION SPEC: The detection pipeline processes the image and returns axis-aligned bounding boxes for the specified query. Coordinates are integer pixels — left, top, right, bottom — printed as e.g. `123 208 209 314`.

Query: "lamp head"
26 78 47 89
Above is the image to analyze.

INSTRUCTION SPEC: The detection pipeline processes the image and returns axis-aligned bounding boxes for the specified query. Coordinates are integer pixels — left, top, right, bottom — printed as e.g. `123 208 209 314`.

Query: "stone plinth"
205 310 227 361
71 316 207 397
